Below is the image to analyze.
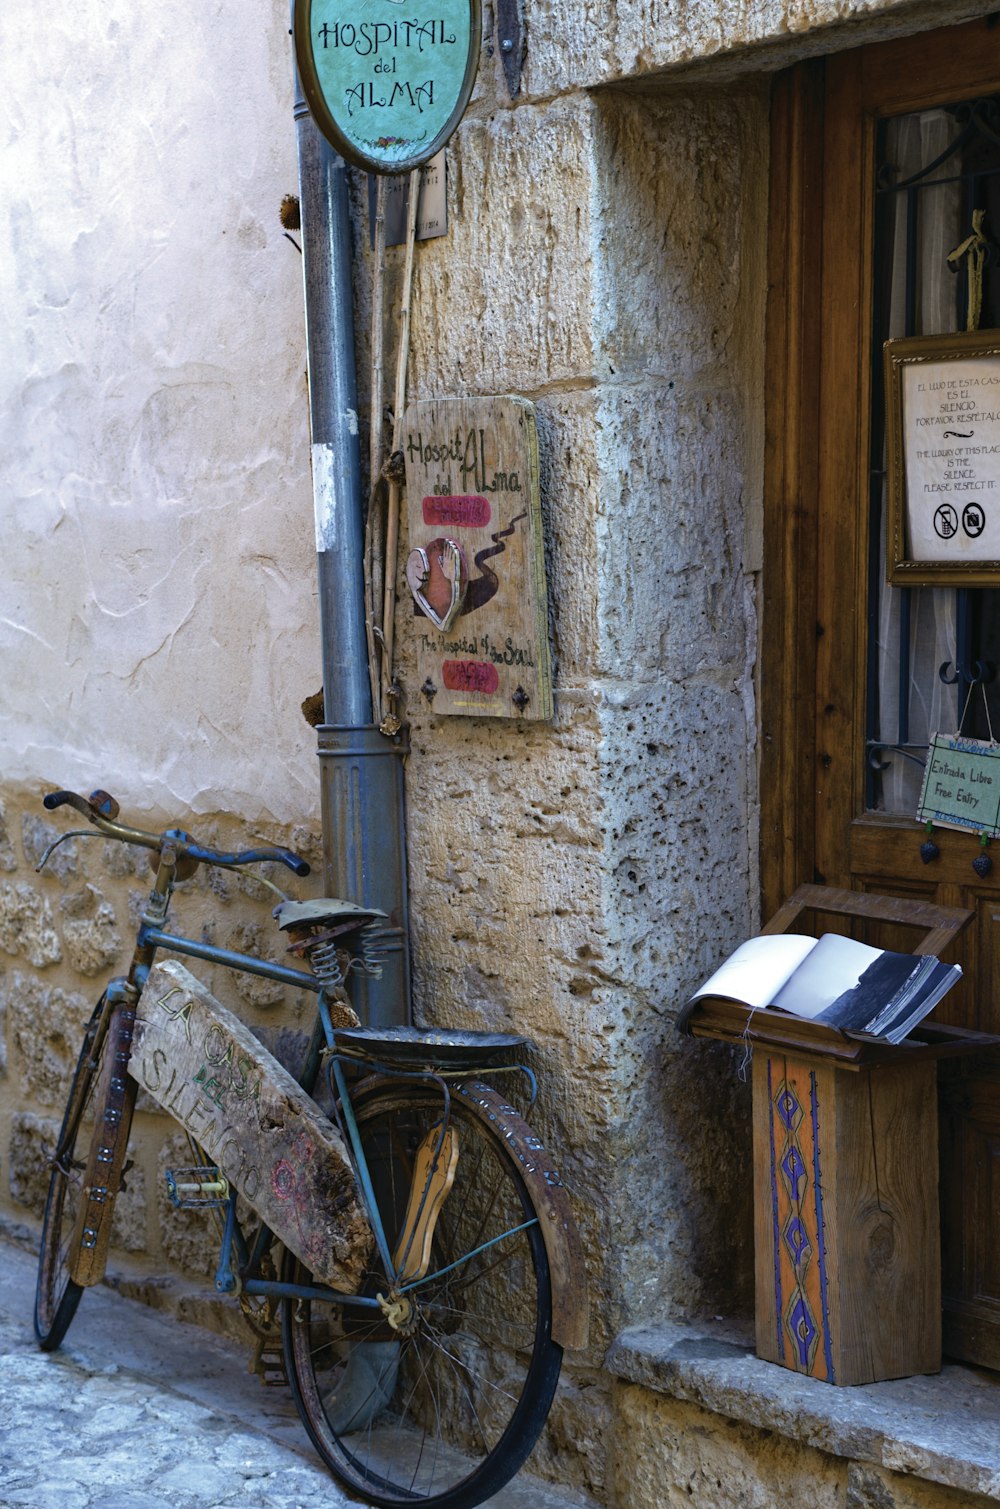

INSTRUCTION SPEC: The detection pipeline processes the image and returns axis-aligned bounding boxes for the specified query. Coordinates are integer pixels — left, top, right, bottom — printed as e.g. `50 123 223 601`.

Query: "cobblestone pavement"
0 1238 586 1509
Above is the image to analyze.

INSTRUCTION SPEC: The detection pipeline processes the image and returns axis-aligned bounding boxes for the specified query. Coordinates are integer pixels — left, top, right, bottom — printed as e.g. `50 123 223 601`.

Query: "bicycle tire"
34 993 137 1350
281 1081 563 1509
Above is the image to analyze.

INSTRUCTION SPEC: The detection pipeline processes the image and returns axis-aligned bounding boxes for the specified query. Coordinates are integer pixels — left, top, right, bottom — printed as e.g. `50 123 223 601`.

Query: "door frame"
760 16 1000 1366
761 18 1000 919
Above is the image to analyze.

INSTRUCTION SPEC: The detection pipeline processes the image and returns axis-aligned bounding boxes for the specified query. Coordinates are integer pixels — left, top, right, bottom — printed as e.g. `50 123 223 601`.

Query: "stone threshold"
606 1319 1000 1503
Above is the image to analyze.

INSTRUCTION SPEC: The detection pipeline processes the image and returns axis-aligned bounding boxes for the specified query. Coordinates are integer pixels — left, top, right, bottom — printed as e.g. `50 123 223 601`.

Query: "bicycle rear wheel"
281 1082 563 1509
34 993 136 1350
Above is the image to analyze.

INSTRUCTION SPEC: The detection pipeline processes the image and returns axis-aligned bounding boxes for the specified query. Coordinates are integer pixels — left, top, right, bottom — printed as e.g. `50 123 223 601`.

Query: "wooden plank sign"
403 396 552 719
133 960 371 1292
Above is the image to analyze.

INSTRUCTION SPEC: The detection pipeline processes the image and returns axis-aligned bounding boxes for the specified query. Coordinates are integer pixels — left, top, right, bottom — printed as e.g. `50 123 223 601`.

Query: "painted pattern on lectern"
767 1060 835 1382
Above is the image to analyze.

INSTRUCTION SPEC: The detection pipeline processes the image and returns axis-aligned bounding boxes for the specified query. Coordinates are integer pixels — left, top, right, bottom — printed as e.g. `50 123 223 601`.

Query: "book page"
771 933 884 1018
691 934 818 1010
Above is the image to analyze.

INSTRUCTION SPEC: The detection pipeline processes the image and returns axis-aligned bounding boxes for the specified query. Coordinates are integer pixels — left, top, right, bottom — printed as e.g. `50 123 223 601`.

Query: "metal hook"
939 660 994 685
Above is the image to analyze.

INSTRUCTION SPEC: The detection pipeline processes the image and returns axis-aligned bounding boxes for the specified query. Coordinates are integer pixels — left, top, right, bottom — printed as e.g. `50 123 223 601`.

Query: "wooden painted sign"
294 0 480 175
403 396 552 719
133 960 371 1291
917 731 1000 836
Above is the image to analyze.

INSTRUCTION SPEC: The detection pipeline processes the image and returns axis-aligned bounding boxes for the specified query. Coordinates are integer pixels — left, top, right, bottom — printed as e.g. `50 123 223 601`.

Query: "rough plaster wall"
0 1 319 825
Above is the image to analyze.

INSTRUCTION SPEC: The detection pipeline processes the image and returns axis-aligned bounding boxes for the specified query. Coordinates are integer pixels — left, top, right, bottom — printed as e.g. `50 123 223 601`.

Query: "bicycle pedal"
164 1165 230 1209
249 1337 288 1387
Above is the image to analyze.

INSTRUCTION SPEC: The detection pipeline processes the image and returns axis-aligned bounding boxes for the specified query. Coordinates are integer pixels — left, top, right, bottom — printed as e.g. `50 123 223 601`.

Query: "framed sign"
917 732 1000 836
294 0 481 175
884 329 1000 585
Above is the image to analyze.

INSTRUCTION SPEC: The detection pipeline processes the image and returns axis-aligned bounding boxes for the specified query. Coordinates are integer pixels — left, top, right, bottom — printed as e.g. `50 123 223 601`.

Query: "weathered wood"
760 60 825 920
753 1050 940 1385
762 20 1000 1367
133 961 371 1292
402 396 552 719
686 998 998 1070
759 883 974 958
70 1001 138 1287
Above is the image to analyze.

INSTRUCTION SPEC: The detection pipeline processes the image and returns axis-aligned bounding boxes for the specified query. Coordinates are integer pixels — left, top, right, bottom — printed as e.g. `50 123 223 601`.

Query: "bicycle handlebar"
43 789 311 877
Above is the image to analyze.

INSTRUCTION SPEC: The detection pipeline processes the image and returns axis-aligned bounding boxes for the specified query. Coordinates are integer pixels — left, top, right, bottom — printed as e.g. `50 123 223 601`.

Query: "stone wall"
611 1385 997 1509
0 784 324 1320
371 75 769 1348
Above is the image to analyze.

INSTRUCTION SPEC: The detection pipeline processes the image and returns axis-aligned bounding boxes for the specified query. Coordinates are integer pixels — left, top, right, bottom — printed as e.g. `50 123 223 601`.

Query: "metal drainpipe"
292 50 410 1028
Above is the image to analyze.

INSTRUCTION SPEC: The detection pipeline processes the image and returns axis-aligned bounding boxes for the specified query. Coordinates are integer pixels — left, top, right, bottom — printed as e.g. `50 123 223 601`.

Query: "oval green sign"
294 0 481 175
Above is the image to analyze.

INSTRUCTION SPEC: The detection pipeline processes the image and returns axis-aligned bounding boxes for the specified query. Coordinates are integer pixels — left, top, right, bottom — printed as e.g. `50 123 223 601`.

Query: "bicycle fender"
70 994 138 1287
355 1076 589 1350
455 1080 589 1350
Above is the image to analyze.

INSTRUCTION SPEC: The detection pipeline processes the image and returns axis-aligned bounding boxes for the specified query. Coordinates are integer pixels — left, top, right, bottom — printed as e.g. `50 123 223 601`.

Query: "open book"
685 933 962 1045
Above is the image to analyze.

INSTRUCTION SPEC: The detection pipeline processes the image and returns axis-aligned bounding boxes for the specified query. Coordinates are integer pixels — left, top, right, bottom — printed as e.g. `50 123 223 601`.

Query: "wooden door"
762 17 1000 1368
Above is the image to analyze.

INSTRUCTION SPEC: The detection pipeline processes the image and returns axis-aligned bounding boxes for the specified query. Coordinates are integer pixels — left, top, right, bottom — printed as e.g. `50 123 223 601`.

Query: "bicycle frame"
121 879 535 1322
37 788 590 1509
48 810 587 1350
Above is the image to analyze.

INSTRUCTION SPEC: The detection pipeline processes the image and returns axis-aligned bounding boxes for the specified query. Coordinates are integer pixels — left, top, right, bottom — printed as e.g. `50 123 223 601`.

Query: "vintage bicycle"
32 788 587 1509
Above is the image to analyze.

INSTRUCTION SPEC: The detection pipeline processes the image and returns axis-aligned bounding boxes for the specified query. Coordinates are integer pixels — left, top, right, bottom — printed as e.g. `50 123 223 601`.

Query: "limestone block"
225 921 285 1009
156 1131 226 1279
529 395 603 685
604 1039 754 1322
60 884 123 977
127 887 148 929
532 1368 611 1502
521 0 1000 97
592 385 752 679
847 1462 995 1509
611 1383 842 1508
598 679 753 999
21 813 78 885
8 1112 64 1216
404 705 608 1036
591 88 767 385
0 802 17 872
0 882 61 968
404 97 598 395
6 971 92 1107
101 838 147 879
8 1109 145 1251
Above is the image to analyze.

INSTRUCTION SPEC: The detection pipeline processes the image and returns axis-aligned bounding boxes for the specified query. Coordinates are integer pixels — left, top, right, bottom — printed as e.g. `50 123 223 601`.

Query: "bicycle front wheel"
282 1083 563 1509
34 993 136 1350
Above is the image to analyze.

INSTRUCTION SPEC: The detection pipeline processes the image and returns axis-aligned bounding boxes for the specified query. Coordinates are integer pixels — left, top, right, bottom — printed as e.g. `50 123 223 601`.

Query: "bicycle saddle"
273 898 386 932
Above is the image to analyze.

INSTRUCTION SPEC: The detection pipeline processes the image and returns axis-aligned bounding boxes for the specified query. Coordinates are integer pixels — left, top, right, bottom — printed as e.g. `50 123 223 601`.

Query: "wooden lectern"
683 885 995 1386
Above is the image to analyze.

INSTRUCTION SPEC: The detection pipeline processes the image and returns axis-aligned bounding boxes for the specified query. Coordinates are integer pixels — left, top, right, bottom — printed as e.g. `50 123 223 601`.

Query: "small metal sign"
294 0 481 175
917 731 1000 836
368 151 447 246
